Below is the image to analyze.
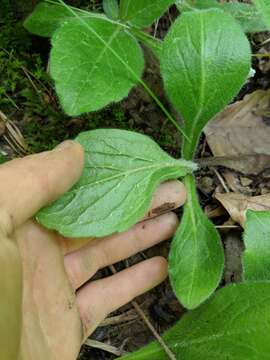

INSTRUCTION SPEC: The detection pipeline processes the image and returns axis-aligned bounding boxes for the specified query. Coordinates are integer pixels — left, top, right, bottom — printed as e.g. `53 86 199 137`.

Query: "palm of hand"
0 142 185 360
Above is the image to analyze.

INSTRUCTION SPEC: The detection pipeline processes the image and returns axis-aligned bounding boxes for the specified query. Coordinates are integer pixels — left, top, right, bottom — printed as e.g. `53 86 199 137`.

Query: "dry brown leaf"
215 192 270 227
204 90 270 175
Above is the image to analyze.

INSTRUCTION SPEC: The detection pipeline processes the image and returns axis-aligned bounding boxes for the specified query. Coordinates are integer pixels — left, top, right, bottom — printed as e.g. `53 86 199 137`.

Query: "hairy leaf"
50 17 144 116
24 2 83 37
119 0 175 28
169 175 224 309
160 9 251 159
120 282 270 359
103 0 119 19
37 130 196 238
254 0 270 28
177 0 267 33
243 210 270 281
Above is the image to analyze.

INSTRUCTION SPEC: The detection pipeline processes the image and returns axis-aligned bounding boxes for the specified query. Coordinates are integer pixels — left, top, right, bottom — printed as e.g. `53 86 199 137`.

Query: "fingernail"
54 140 75 151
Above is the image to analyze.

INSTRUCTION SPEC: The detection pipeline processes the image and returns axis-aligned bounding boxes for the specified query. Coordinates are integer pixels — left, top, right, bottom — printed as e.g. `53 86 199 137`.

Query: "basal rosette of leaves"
23 1 270 358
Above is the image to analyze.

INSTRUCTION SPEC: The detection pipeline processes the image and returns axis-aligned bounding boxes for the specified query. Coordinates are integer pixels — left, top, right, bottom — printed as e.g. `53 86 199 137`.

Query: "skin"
0 141 186 360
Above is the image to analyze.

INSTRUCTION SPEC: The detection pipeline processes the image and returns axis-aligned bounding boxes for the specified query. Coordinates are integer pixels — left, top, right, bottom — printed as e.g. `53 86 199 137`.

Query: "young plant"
25 1 270 358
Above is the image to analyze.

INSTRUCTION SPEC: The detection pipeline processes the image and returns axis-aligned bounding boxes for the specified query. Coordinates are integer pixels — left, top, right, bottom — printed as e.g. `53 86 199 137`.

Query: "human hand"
0 141 186 360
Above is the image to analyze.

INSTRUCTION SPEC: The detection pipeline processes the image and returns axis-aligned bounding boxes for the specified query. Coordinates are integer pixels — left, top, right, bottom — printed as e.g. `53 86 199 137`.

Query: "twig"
21 66 40 94
84 339 128 357
0 110 28 156
109 265 176 360
215 225 240 229
212 168 230 194
253 53 270 58
100 310 137 327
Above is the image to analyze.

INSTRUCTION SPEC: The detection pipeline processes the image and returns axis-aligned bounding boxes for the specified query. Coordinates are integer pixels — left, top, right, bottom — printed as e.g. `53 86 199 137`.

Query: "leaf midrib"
72 160 181 194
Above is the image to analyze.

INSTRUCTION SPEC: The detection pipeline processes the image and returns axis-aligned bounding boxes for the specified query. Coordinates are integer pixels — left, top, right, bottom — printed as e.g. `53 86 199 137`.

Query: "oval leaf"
119 0 175 28
120 282 270 359
50 17 144 116
169 175 224 309
37 130 196 238
160 9 251 159
254 0 270 29
177 0 268 33
243 210 270 281
24 2 83 37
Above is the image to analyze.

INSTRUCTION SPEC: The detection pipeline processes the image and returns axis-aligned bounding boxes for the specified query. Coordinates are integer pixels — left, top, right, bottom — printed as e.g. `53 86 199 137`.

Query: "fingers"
144 180 186 220
76 257 167 338
0 141 84 232
64 212 178 289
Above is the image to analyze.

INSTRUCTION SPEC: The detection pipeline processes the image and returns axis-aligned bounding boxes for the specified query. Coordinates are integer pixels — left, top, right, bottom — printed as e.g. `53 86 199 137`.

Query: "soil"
1 1 270 359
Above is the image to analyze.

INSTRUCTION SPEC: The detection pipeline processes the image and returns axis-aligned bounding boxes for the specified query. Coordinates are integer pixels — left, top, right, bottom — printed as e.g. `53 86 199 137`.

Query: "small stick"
215 225 240 229
101 311 137 327
84 339 128 357
212 168 230 194
109 265 176 360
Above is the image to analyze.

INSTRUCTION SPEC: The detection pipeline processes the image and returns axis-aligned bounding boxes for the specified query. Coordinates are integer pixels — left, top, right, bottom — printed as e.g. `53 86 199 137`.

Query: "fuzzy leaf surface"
160 9 251 159
177 0 267 33
37 130 196 238
243 210 270 281
254 0 270 28
24 2 83 37
119 0 175 28
120 282 270 359
50 17 144 116
169 175 224 309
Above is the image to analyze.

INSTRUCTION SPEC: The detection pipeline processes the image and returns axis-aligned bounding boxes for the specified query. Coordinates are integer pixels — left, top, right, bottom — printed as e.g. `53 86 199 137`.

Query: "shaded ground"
1 1 270 359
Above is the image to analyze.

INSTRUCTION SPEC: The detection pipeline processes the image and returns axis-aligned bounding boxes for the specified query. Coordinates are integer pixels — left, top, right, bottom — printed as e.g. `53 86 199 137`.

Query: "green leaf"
24 2 83 37
224 2 267 33
176 0 219 11
243 210 270 281
120 282 270 359
119 0 175 28
254 0 270 29
50 17 144 116
103 0 119 19
177 0 268 33
169 175 224 309
160 9 251 160
37 129 197 238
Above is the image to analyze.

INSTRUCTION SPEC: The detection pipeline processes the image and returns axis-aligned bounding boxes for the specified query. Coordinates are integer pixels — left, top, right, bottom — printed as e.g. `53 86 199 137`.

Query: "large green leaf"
254 0 270 28
120 282 270 359
24 2 84 37
169 175 224 309
177 0 268 33
50 17 144 116
243 210 270 281
119 0 175 28
37 130 196 238
160 9 251 160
